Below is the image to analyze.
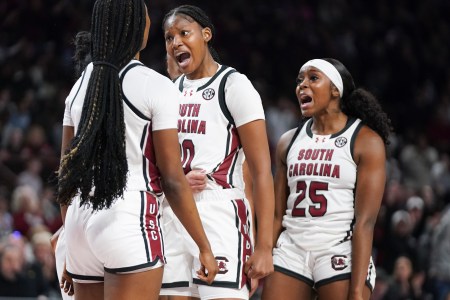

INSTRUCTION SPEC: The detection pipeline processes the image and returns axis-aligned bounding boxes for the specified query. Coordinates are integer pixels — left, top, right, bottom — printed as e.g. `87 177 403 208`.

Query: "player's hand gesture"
185 169 207 193
196 250 218 285
244 248 273 280
61 262 74 296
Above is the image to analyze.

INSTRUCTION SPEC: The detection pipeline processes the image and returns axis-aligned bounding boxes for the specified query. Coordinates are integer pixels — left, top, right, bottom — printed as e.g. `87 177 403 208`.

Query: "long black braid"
162 5 222 63
57 0 146 211
325 58 393 145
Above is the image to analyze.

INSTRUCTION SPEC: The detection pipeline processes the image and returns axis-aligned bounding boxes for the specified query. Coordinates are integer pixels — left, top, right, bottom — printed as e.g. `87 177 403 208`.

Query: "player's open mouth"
176 52 191 65
300 94 312 104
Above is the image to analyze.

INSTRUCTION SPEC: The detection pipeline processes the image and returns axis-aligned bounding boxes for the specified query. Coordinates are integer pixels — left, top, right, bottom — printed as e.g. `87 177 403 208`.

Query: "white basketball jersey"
63 60 180 195
282 117 363 251
174 65 265 191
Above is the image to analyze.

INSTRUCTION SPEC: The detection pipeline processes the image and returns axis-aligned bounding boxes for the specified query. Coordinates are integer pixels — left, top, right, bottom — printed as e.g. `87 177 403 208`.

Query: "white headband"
301 59 344 97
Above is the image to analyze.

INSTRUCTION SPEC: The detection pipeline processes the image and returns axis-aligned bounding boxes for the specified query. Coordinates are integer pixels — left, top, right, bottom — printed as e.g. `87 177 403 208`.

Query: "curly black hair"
72 31 92 78
323 58 393 145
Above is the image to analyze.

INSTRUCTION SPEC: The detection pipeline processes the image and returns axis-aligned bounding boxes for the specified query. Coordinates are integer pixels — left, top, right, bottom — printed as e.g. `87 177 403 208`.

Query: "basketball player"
50 30 92 300
56 1 217 299
160 5 274 300
261 58 393 300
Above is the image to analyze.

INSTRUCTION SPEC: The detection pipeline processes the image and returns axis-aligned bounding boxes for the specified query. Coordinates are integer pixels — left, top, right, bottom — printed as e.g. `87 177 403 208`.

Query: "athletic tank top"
64 60 180 195
283 117 363 251
174 65 246 190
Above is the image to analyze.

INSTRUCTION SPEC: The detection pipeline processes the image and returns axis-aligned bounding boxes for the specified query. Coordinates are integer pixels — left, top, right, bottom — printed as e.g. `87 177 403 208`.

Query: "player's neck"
186 56 218 80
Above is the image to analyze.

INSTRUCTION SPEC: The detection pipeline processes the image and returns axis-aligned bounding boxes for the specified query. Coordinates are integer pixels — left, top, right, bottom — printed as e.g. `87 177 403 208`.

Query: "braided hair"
162 5 221 63
57 0 146 211
323 58 393 145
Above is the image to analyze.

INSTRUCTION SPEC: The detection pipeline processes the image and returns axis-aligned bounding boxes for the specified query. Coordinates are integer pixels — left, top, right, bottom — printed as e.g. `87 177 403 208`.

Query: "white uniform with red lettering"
273 117 376 290
63 60 179 282
161 65 264 299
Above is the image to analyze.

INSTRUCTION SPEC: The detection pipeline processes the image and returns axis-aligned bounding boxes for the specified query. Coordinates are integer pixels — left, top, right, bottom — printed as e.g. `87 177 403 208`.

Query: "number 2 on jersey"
180 139 195 173
292 181 328 217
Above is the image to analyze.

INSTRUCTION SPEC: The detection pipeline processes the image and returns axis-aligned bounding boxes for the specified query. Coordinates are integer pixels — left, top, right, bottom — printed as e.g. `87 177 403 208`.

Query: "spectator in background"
11 184 43 237
383 256 423 300
371 268 390 300
383 210 417 274
0 190 12 240
399 133 438 191
17 156 43 194
266 96 299 158
0 231 49 298
428 204 450 300
431 153 450 200
406 196 426 239
22 124 58 176
31 229 59 297
1 126 25 176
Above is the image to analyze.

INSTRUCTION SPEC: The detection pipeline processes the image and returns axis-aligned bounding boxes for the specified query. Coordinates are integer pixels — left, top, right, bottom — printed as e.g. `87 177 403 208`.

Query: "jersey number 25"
292 181 328 217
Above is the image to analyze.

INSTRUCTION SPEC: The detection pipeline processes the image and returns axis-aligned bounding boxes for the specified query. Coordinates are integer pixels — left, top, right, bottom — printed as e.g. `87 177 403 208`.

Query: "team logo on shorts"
202 88 215 100
331 255 348 271
215 256 229 274
335 137 347 148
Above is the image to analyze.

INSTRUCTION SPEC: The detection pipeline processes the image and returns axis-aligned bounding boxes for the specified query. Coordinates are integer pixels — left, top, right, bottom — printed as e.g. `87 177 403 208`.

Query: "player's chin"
300 109 313 118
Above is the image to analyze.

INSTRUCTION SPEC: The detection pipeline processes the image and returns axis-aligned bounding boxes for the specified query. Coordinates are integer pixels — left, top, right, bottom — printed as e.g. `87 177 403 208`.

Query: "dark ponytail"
324 58 393 145
73 31 92 78
57 0 146 211
163 5 221 63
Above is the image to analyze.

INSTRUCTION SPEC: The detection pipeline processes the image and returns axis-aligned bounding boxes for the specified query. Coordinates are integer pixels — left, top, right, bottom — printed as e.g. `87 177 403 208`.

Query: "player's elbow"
161 176 185 201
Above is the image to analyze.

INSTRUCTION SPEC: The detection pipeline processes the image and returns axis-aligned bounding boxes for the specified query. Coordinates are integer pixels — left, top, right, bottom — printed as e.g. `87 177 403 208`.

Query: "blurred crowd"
0 0 449 299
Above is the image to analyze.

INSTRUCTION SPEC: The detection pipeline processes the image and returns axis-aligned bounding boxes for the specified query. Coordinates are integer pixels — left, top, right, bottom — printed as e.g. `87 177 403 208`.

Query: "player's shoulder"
223 66 256 92
126 62 176 87
353 124 385 161
275 127 300 164
225 66 246 81
279 127 300 148
356 124 383 145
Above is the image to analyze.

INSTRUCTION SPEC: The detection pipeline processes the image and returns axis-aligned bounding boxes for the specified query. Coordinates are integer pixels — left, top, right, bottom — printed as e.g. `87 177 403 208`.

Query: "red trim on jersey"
145 192 164 262
144 124 162 193
212 127 240 188
235 199 252 288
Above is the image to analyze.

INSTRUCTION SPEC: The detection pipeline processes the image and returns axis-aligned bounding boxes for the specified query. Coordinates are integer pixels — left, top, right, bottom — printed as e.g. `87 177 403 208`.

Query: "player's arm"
273 129 296 246
153 128 218 284
56 125 75 296
349 126 386 299
238 119 275 280
242 161 255 234
59 125 74 224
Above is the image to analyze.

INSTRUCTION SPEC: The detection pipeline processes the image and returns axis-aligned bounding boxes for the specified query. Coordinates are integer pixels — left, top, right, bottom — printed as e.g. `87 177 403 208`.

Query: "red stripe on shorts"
235 199 252 288
145 192 163 261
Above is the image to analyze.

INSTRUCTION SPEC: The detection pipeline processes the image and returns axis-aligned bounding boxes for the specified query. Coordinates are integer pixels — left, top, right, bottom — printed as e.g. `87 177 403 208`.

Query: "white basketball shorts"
65 191 165 283
273 231 376 291
161 188 252 299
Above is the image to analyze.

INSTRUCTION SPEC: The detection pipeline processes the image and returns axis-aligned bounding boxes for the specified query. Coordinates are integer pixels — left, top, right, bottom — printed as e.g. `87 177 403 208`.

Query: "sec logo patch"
202 88 215 100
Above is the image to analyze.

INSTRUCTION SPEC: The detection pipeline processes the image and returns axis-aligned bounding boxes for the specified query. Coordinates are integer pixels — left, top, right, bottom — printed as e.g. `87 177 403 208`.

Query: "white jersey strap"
119 62 149 121
218 68 237 125
286 119 308 161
